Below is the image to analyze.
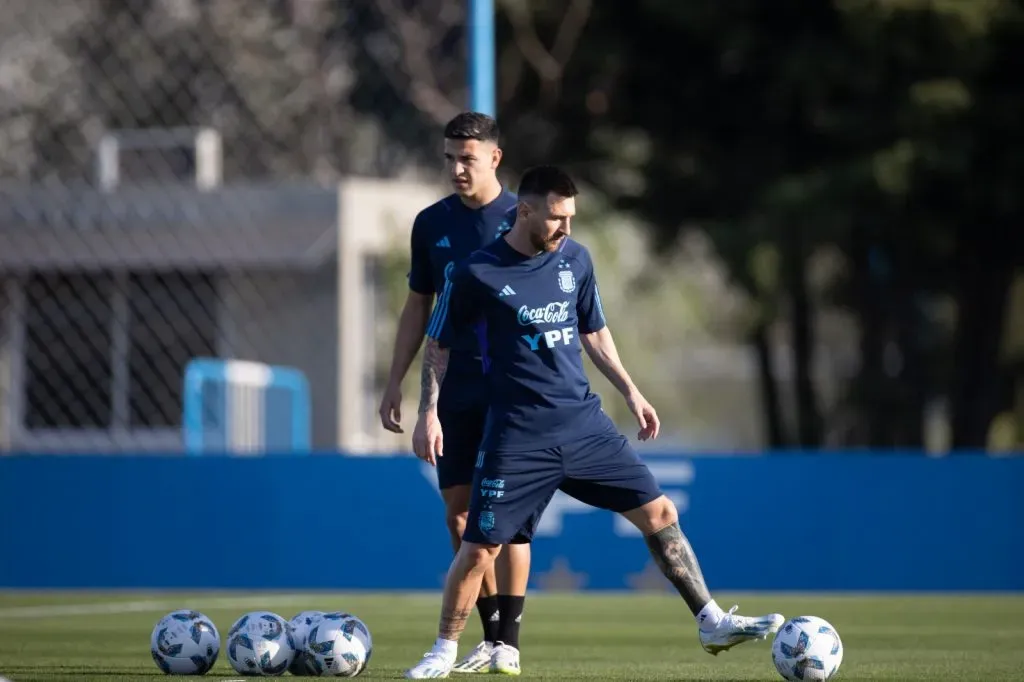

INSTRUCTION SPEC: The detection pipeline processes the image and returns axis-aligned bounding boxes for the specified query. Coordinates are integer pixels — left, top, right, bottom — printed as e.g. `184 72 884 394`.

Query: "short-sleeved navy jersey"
427 237 613 451
409 190 517 409
409 191 517 348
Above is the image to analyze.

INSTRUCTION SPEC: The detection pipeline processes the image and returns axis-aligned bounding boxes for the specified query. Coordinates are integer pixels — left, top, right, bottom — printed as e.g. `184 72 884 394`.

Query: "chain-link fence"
0 0 824 455
0 0 473 453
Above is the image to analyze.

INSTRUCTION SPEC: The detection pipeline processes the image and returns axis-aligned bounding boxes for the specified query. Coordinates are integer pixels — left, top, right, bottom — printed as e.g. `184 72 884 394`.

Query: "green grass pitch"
1 592 1022 680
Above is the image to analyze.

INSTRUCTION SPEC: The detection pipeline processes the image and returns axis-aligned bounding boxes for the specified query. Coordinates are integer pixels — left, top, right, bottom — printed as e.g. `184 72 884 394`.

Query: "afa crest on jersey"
557 263 576 294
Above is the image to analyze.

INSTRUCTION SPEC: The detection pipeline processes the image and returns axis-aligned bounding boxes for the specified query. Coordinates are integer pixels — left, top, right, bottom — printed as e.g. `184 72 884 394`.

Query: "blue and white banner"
1 453 1021 591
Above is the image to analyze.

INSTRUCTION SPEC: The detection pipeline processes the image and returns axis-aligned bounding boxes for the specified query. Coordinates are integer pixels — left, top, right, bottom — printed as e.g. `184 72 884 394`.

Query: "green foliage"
496 0 1024 449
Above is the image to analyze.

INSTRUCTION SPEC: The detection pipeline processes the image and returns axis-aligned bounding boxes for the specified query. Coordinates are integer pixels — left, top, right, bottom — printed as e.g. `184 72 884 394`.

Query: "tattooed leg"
621 496 785 654
621 495 712 616
644 522 713 615
438 541 501 641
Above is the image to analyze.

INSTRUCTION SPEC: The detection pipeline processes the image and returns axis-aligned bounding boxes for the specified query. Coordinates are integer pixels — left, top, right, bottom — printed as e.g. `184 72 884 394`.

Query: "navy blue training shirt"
428 237 612 451
409 190 517 408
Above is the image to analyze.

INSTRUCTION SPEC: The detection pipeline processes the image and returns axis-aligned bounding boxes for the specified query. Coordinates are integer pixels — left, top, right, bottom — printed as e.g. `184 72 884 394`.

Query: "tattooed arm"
414 272 466 464
418 338 450 415
411 338 449 465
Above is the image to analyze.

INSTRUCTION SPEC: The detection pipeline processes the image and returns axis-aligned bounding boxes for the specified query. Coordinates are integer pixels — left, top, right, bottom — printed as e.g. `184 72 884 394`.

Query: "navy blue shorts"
462 430 663 545
436 403 487 490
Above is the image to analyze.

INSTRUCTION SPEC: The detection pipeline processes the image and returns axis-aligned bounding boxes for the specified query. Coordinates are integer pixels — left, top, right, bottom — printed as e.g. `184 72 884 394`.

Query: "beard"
529 230 565 253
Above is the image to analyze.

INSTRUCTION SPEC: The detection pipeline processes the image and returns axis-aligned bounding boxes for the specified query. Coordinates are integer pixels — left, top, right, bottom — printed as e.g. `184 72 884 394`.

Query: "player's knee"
445 509 468 540
457 542 501 572
630 495 679 535
441 485 472 540
648 495 679 530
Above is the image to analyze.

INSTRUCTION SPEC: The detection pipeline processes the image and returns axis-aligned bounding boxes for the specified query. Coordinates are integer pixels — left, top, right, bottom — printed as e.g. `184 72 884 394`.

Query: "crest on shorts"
557 262 575 294
478 511 496 532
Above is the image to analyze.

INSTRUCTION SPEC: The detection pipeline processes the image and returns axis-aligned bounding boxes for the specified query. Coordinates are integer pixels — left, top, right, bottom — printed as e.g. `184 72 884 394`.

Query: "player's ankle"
696 600 725 631
433 637 458 658
496 595 525 649
476 594 501 644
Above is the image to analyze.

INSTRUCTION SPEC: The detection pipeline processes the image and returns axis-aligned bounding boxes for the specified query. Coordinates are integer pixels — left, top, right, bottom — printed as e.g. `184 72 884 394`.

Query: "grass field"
0 591 1022 680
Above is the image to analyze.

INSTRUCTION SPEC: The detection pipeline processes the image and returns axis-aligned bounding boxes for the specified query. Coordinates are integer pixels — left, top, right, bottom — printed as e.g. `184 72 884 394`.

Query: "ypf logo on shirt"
522 327 576 351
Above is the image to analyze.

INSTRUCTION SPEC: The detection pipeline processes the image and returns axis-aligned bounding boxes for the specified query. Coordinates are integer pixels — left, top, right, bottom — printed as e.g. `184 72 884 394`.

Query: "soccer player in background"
379 112 532 674
404 166 785 679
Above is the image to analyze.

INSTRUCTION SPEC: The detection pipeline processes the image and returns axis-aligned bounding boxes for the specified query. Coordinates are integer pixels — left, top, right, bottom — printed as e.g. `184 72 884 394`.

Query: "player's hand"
412 410 444 466
626 390 660 441
379 382 404 433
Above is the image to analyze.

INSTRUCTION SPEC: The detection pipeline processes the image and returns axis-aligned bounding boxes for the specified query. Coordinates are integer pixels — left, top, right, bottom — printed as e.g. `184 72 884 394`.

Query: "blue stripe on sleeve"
426 279 455 338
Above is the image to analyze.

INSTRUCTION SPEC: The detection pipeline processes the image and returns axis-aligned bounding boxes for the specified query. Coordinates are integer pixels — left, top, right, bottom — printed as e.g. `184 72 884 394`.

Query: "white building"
0 176 439 454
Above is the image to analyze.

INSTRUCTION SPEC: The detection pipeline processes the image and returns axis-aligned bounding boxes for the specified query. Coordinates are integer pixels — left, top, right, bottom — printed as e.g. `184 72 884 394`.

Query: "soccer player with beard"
379 112 531 674
404 166 785 679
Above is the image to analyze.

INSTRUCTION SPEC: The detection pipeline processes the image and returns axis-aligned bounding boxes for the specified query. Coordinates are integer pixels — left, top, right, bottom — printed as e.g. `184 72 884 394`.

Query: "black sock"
496 595 525 650
476 595 500 644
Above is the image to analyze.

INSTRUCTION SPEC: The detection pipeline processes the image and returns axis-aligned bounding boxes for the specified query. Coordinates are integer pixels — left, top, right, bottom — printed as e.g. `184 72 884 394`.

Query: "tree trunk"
751 322 786 448
784 223 823 448
849 227 888 447
950 226 1014 450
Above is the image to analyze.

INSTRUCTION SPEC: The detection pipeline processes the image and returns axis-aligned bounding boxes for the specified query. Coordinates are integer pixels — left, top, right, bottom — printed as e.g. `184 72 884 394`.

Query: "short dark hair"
444 112 500 143
517 165 579 199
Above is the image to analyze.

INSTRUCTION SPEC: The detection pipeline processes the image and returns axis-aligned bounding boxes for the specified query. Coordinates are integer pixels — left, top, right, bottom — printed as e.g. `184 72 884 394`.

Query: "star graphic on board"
626 560 673 593
534 557 588 592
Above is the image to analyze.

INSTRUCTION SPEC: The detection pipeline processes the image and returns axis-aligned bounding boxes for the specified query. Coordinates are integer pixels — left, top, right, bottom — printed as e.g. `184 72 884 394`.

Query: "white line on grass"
0 595 313 620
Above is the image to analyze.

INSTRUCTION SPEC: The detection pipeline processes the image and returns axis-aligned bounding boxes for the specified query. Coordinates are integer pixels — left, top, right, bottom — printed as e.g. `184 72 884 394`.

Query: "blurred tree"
497 0 1024 450
6 0 1021 450
906 0 1024 449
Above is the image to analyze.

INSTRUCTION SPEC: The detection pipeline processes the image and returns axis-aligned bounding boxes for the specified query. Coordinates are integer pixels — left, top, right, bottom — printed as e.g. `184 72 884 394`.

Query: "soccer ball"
772 616 843 681
288 610 326 676
226 611 295 676
150 610 220 675
305 613 373 677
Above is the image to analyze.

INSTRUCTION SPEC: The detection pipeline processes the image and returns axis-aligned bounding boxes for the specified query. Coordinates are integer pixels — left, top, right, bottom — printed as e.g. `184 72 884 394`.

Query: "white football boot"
699 605 785 655
489 644 521 676
451 641 493 674
405 650 456 679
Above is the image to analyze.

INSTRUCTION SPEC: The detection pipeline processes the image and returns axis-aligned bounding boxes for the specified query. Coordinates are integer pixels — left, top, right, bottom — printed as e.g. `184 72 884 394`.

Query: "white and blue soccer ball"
150 610 220 675
287 610 326 676
226 610 295 676
772 615 844 681
305 612 373 677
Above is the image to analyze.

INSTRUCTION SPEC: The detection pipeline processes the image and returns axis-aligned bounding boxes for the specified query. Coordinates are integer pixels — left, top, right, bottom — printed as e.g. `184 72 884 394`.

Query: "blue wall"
1 454 1022 591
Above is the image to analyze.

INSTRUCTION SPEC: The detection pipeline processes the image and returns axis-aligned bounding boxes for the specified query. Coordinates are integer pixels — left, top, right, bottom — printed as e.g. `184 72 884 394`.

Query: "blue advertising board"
0 454 1021 591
